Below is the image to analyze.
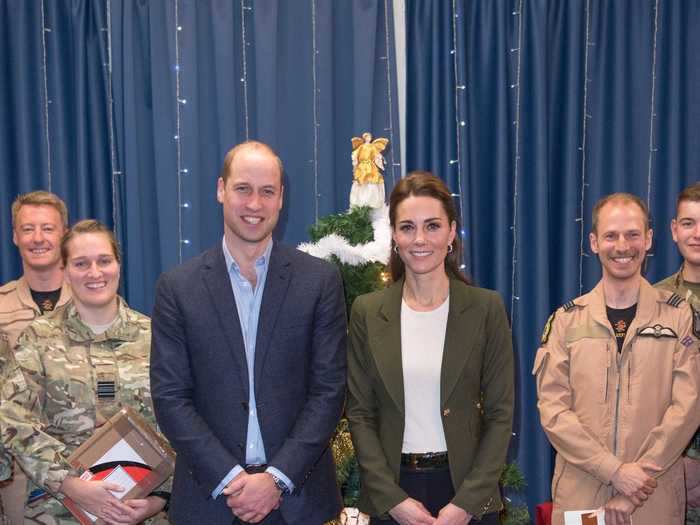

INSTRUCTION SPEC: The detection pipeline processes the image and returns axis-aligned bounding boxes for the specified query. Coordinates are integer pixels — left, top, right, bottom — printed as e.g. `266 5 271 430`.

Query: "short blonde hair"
11 191 68 229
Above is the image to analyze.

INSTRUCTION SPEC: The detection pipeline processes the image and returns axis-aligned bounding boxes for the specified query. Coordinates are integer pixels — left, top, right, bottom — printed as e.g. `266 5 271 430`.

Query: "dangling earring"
393 245 399 254
447 244 453 254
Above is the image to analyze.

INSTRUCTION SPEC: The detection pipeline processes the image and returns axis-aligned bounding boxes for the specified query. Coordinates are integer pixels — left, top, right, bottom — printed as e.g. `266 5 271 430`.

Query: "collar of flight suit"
578 278 675 353
15 275 72 313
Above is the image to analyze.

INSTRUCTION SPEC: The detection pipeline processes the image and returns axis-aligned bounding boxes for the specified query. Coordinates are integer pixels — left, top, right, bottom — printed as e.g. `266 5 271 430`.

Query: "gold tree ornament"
350 132 389 209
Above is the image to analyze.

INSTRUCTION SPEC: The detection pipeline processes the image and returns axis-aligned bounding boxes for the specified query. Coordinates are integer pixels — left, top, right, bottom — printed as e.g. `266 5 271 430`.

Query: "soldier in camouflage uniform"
1 191 71 525
0 220 169 525
0 332 12 525
654 182 700 525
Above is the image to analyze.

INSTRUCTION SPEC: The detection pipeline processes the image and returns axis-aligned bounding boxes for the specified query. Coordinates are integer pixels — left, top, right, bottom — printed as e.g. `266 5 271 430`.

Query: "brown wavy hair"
61 219 121 266
388 171 471 285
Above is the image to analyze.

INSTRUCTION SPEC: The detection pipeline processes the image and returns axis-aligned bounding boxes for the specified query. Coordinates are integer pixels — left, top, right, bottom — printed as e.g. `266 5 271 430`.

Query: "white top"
400 296 449 453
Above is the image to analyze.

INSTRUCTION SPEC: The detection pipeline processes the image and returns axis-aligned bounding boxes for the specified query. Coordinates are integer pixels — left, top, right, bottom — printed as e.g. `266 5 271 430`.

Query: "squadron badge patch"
540 312 556 345
692 304 700 339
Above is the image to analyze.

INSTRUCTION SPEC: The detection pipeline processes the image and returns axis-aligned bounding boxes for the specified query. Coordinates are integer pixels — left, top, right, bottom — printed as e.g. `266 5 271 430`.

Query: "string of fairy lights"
240 1 252 140
382 0 400 186
450 0 468 274
174 0 187 262
105 0 120 243
510 0 524 316
646 0 660 209
40 0 52 191
577 0 593 295
311 0 320 223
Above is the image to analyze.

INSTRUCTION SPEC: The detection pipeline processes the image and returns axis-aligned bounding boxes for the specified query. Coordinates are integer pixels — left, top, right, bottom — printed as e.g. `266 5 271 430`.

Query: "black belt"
400 452 449 470
244 463 268 474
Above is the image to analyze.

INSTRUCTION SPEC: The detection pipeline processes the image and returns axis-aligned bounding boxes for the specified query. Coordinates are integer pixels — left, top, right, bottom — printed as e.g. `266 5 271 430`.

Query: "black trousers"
369 466 500 524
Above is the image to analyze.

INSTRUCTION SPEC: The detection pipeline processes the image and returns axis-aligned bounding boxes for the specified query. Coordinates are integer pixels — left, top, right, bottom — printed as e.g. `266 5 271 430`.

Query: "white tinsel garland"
298 205 391 266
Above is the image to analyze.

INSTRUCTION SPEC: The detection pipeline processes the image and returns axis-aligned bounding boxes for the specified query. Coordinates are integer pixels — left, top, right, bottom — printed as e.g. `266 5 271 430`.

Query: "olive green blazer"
346 278 514 519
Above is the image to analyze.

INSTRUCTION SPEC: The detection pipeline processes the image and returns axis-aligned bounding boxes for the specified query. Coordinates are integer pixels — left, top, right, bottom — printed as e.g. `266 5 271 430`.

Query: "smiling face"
217 146 283 254
671 200 700 272
392 195 456 280
12 204 65 272
63 232 120 314
590 200 652 284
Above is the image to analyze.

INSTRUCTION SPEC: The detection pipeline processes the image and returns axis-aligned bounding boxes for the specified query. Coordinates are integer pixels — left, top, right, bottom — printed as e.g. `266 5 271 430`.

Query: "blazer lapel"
254 244 292 390
441 280 478 407
372 280 405 415
202 247 249 391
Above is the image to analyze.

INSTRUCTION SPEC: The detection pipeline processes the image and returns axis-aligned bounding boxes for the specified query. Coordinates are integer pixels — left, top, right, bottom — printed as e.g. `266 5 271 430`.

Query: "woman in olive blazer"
346 172 514 525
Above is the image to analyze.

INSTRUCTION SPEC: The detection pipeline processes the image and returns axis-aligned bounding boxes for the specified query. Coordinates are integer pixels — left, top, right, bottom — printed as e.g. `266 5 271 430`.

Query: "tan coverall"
534 279 700 525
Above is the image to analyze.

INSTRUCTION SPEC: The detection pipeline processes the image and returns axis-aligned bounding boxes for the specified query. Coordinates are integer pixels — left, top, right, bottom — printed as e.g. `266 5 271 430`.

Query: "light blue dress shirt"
212 238 294 498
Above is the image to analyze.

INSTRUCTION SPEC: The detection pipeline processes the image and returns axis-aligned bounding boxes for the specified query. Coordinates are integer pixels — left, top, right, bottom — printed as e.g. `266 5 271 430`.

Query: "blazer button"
443 408 450 416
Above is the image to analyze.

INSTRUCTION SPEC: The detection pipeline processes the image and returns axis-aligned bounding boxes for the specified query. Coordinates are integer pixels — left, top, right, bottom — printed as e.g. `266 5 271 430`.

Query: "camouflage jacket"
0 299 167 498
0 278 70 487
0 332 12 482
655 266 700 461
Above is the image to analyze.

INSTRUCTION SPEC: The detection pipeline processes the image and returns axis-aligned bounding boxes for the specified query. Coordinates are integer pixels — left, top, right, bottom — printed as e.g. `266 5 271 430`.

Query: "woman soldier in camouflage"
0 220 169 525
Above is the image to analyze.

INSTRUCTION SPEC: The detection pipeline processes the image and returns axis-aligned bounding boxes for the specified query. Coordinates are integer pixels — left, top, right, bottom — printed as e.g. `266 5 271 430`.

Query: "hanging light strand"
105 0 120 235
382 0 399 185
577 0 593 295
646 0 660 209
174 0 186 262
240 0 251 140
40 0 53 190
311 0 320 222
450 0 468 273
509 0 524 315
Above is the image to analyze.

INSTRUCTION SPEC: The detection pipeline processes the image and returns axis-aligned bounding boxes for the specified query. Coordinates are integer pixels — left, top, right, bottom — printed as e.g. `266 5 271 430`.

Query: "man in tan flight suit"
534 193 700 525
655 182 700 525
0 191 71 524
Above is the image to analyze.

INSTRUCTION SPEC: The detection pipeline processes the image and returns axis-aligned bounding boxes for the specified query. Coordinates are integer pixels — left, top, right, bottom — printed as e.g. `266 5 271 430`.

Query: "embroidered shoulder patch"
540 312 556 345
667 293 684 308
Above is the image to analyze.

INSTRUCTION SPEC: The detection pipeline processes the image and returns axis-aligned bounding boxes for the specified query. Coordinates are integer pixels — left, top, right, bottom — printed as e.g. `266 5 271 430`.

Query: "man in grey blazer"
150 141 347 524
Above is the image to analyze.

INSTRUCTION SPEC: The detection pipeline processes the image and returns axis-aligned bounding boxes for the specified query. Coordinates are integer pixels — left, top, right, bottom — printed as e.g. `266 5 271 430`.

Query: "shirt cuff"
598 455 624 484
212 465 244 499
265 466 295 493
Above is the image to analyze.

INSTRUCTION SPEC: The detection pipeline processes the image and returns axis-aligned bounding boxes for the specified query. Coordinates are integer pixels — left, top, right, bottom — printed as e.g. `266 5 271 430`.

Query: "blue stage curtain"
0 0 113 278
406 0 700 513
0 0 400 313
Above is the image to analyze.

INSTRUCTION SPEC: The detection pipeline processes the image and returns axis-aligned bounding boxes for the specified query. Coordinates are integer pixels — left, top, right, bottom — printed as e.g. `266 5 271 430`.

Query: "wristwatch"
270 473 291 495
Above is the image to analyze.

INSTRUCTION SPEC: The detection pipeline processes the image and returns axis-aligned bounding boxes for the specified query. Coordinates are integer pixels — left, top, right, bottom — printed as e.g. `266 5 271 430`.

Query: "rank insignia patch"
667 293 684 308
680 335 695 348
562 301 578 312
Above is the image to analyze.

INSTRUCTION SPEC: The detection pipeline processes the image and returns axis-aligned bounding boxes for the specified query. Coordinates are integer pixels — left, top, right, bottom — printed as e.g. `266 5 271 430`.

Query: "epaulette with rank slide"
666 293 684 308
562 300 577 312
